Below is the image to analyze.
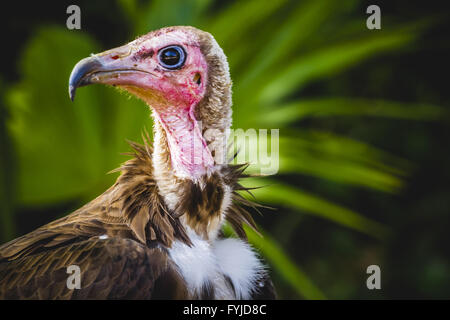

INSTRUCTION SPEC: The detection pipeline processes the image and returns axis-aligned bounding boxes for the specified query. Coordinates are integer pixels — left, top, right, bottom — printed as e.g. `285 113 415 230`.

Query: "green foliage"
3 0 445 298
6 27 152 205
0 78 16 242
241 177 389 239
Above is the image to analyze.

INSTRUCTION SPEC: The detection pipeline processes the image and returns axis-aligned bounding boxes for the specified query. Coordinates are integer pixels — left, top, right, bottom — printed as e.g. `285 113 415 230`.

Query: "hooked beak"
68 56 102 101
68 44 160 101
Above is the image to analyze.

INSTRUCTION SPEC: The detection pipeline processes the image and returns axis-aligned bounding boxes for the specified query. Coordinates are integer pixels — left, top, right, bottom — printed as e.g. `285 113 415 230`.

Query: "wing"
0 237 188 299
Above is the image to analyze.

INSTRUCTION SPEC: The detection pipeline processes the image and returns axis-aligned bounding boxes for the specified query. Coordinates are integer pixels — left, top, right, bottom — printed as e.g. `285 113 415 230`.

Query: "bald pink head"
70 27 209 106
69 26 232 180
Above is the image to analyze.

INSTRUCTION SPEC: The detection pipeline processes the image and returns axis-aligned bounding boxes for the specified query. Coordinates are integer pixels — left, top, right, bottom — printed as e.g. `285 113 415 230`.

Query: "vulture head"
70 26 231 178
69 26 241 240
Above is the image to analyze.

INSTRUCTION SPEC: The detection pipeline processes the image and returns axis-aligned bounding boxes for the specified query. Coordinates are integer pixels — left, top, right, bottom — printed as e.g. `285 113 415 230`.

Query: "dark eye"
158 45 186 69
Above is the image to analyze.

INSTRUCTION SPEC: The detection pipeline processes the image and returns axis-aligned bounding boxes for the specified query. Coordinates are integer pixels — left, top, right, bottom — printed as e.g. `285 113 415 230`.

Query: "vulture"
0 26 276 300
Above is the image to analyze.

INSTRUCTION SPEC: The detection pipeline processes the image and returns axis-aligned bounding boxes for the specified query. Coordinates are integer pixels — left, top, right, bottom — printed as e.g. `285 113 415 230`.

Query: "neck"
152 107 215 180
148 45 233 239
151 104 231 240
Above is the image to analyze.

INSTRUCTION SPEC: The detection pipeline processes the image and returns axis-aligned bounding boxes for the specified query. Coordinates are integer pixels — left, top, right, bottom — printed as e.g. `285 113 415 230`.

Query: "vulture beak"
68 43 160 101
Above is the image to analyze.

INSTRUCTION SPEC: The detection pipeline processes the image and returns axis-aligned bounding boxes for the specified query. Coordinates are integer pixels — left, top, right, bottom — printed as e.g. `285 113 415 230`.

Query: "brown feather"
0 137 264 299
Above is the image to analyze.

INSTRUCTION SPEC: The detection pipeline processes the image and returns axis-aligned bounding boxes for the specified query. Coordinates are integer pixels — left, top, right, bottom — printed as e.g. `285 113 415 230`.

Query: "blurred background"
1 0 449 299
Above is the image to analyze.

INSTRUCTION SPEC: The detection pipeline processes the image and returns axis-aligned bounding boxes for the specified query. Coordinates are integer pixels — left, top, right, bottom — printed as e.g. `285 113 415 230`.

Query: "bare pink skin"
89 30 214 179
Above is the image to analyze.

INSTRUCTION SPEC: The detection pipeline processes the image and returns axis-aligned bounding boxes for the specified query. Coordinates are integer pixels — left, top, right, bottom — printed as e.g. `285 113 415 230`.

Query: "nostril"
140 49 154 59
193 73 201 86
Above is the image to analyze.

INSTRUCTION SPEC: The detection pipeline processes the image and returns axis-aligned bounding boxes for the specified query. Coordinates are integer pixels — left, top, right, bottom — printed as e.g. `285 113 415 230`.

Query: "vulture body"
0 26 275 300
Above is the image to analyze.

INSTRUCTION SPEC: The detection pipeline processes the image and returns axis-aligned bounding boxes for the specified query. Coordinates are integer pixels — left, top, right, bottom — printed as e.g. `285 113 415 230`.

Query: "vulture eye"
158 45 186 69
